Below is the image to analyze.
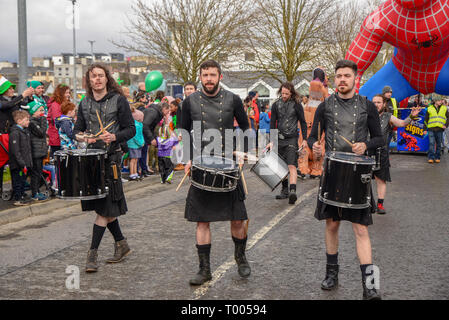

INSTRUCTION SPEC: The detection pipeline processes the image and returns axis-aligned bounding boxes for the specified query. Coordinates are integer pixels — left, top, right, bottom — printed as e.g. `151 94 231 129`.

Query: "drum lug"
348 197 352 204
80 190 83 196
361 174 371 184
324 192 328 199
97 188 102 195
61 190 65 197
353 164 357 172
105 186 109 194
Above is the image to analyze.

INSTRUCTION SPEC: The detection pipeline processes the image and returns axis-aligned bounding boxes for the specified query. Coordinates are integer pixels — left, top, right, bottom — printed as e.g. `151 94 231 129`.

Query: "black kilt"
81 152 127 217
373 147 391 182
278 137 298 167
314 184 376 226
185 179 248 222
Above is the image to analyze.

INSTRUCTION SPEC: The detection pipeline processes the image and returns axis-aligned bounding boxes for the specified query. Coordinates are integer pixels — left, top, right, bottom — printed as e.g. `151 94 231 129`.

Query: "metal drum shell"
250 150 289 191
54 149 107 200
190 156 240 192
319 152 375 209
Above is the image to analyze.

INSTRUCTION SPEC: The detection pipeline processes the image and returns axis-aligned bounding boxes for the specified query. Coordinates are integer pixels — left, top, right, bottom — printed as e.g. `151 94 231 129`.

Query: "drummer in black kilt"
74 63 136 273
371 94 420 214
180 60 251 285
307 60 384 300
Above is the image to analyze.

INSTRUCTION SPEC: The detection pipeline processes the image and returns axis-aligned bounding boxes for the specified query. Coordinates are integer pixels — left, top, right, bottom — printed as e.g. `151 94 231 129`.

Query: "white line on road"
192 187 318 300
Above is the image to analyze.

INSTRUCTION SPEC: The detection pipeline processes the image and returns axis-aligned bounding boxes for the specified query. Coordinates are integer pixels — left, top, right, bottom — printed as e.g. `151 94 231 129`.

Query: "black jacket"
29 116 48 159
142 104 163 144
8 124 33 170
0 95 32 134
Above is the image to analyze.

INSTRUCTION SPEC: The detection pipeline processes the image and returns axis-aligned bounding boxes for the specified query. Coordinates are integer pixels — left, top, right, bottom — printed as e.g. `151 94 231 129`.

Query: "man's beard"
202 81 220 95
337 82 355 95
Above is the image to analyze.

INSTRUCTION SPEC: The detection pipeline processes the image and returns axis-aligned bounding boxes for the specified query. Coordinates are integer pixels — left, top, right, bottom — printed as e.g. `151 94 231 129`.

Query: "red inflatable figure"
400 131 421 151
346 0 449 102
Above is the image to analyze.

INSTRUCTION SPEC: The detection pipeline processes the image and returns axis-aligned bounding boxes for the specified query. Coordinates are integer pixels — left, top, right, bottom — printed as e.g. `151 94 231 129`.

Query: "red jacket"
47 99 62 147
252 99 260 125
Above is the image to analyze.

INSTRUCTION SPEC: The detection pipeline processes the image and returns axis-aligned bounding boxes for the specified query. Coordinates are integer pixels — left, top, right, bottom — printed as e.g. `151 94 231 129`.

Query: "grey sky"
0 0 142 63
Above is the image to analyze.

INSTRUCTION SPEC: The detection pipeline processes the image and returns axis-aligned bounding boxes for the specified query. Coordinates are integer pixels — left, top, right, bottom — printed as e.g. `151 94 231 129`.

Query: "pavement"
0 153 448 300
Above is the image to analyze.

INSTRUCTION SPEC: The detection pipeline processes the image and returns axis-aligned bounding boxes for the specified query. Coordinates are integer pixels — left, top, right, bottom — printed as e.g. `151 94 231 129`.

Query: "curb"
0 172 171 227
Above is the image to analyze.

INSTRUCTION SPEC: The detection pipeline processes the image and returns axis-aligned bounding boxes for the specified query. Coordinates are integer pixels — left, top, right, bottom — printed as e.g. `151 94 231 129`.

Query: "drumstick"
94 121 116 137
244 219 250 237
239 164 249 195
176 169 190 192
96 110 104 132
339 134 354 147
318 122 321 145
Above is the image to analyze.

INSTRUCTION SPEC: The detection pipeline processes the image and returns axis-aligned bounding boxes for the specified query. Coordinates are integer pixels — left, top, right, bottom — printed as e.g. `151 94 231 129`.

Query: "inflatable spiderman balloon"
346 0 449 101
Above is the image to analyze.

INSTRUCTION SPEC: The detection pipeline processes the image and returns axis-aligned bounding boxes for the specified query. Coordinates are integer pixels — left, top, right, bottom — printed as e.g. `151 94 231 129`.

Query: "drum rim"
56 193 107 201
190 181 238 192
54 148 107 156
192 156 237 171
326 151 376 165
318 195 371 209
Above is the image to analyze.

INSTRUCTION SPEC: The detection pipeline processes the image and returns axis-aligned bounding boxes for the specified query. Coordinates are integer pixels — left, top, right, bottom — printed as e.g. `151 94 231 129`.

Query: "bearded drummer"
74 63 136 273
180 60 251 285
307 60 383 300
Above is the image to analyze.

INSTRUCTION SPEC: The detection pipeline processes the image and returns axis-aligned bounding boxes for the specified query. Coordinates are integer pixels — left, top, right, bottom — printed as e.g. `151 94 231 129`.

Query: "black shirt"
307 96 383 151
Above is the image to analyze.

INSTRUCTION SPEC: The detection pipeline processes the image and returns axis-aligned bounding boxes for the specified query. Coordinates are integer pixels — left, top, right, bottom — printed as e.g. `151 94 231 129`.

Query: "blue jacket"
259 112 271 133
127 120 144 149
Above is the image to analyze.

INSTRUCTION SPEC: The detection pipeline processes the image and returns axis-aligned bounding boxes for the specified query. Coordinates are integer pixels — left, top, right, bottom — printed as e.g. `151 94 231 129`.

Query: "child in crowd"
9 110 33 206
157 114 180 184
127 105 145 181
55 101 76 150
259 102 271 147
27 101 49 201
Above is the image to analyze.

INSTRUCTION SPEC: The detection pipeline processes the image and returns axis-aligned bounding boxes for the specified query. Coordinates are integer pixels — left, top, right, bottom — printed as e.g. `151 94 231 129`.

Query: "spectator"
55 101 77 150
183 81 197 98
27 80 48 115
9 110 33 206
47 84 71 157
156 116 179 184
27 101 49 202
133 92 153 176
127 105 145 181
0 75 34 134
424 96 449 163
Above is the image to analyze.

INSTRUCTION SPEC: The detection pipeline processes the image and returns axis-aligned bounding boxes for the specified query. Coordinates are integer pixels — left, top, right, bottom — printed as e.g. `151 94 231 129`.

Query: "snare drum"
319 151 375 209
250 150 289 191
190 156 240 192
54 149 107 200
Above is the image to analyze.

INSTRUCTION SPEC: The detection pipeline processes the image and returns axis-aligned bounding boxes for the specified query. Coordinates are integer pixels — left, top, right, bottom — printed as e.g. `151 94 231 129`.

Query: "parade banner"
397 108 429 153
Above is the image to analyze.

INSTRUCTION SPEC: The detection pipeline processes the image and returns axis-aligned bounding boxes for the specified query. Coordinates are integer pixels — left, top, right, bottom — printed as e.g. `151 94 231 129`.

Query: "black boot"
276 187 289 199
189 250 212 286
233 237 251 278
362 275 382 300
321 264 339 290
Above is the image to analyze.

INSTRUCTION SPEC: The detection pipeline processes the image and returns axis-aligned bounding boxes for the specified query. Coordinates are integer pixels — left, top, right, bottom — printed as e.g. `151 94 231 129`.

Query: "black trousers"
31 157 44 196
11 168 26 200
158 157 174 182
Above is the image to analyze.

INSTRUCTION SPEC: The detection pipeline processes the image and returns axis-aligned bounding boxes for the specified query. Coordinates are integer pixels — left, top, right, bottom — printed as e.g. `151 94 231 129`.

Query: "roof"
221 71 308 89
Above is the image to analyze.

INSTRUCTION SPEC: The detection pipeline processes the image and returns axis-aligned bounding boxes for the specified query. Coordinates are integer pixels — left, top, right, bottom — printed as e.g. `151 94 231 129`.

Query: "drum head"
327 151 375 165
192 155 236 170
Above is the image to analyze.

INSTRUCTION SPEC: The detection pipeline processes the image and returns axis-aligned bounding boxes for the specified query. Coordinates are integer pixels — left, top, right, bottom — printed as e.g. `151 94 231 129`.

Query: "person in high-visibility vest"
424 96 449 163
382 86 398 152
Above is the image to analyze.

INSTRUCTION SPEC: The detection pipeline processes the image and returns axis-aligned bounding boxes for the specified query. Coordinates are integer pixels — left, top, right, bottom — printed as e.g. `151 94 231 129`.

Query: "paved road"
0 154 448 300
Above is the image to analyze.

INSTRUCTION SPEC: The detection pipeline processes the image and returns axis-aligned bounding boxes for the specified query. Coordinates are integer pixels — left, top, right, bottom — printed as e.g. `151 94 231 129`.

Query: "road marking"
193 187 318 300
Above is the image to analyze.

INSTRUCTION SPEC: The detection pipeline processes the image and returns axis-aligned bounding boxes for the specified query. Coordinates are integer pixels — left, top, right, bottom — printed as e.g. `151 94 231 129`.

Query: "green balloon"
145 71 164 92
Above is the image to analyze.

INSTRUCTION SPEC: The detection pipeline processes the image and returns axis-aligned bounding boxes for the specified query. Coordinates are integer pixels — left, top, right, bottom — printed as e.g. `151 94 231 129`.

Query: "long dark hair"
85 63 124 98
278 82 300 103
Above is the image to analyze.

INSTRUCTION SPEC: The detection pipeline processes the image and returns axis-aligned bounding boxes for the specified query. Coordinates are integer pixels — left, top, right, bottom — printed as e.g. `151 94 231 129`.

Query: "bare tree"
244 0 336 84
112 0 254 83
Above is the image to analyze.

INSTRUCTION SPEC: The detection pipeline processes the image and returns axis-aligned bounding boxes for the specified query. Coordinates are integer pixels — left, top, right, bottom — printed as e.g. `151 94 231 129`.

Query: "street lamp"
88 40 96 63
69 0 77 102
17 0 28 94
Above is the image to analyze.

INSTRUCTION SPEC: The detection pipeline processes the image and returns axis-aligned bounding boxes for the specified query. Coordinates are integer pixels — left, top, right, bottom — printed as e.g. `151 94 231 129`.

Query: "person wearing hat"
27 101 49 202
424 96 449 163
382 85 398 151
0 75 34 134
0 75 34 194
27 81 48 116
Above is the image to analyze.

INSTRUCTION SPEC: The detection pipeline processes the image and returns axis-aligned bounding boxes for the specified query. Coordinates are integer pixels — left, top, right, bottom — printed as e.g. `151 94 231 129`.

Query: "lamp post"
88 40 95 63
69 0 77 102
17 0 28 94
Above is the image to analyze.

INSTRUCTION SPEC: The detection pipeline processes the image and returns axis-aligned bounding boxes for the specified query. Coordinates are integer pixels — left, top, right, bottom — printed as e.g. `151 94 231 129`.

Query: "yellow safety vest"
427 105 447 129
391 98 398 118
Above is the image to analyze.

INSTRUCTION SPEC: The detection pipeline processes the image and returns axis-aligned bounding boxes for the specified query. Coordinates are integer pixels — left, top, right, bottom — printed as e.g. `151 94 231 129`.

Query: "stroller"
0 134 55 201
